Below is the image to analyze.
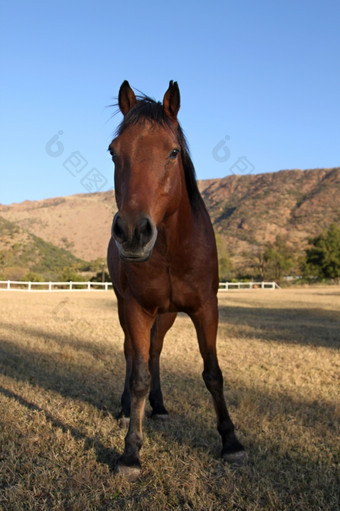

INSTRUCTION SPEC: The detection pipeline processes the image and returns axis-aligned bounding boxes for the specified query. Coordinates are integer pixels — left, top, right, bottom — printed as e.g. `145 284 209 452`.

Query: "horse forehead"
119 123 177 151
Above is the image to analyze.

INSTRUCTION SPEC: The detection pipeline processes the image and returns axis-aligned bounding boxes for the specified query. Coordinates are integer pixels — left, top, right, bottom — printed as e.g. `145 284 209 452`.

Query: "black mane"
115 95 204 211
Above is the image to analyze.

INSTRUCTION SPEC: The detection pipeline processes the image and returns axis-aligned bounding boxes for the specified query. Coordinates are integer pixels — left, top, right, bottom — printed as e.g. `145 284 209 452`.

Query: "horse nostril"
113 214 155 252
113 214 128 243
136 217 154 245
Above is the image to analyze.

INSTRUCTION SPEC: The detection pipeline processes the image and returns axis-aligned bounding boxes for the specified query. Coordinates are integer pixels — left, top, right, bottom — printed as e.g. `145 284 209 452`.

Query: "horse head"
109 80 184 262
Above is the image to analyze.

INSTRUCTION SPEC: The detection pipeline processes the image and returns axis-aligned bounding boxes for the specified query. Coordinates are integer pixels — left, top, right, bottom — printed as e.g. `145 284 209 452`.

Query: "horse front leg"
149 312 177 418
115 301 155 480
116 297 133 426
191 298 246 466
117 335 133 426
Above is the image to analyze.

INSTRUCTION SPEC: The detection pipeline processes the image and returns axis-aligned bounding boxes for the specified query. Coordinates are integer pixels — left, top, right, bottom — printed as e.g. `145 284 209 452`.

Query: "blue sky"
1 0 339 204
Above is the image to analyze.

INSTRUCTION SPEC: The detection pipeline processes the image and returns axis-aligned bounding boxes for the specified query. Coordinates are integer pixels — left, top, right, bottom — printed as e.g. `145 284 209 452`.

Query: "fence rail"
0 281 113 291
0 280 280 292
219 281 280 290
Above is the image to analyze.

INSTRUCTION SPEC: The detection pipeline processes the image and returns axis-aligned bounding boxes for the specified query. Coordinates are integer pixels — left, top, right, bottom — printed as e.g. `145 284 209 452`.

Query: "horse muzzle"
112 212 158 263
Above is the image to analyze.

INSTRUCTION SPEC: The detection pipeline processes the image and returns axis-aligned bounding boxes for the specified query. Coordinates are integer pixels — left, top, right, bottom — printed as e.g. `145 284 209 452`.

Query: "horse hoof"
223 449 248 468
117 416 130 428
114 463 141 481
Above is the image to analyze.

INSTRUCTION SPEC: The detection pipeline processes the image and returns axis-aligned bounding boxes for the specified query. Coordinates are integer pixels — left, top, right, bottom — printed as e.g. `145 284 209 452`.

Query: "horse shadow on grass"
0 325 123 412
0 384 120 470
0 316 125 469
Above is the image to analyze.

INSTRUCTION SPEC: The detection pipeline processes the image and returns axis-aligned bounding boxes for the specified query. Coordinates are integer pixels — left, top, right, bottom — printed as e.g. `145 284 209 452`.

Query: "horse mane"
115 95 205 211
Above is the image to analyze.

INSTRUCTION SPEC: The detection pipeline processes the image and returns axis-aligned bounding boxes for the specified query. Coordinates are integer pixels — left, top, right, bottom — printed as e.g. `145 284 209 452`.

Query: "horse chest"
168 270 203 312
125 264 202 314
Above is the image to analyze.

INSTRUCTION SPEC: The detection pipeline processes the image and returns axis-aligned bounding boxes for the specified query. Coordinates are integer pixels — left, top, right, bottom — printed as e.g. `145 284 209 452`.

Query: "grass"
0 287 339 510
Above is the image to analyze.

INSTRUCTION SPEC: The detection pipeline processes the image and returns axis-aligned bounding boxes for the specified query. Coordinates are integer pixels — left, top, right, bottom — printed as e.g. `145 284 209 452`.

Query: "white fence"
0 280 280 292
219 281 280 290
0 281 113 291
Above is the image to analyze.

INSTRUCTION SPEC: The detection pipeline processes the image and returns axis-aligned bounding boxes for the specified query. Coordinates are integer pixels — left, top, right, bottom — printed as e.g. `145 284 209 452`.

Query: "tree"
0 251 6 277
60 265 86 282
305 223 340 282
263 235 295 284
215 233 233 281
23 272 43 282
246 247 266 280
90 270 111 283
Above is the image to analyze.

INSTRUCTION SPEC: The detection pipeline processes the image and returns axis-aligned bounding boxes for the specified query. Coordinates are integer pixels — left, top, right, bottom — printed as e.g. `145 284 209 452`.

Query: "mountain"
0 215 85 280
199 167 340 265
0 167 339 277
0 192 115 262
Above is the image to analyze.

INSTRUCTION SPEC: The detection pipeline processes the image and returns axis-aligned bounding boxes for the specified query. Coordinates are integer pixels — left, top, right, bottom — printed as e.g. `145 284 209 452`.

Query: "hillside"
200 167 340 264
0 167 339 276
0 215 85 281
0 192 116 262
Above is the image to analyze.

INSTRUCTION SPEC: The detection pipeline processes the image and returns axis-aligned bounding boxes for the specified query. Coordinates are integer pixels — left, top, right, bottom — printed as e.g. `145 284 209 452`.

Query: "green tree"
215 233 233 281
23 272 43 282
263 235 294 284
0 251 6 278
78 257 106 273
305 223 340 282
246 247 266 280
90 270 111 283
60 266 86 282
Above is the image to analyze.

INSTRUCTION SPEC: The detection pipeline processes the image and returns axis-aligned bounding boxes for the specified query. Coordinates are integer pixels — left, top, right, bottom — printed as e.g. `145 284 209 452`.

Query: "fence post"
105 283 108 291
70 281 72 291
49 281 52 291
28 281 31 291
7 280 10 290
87 282 91 291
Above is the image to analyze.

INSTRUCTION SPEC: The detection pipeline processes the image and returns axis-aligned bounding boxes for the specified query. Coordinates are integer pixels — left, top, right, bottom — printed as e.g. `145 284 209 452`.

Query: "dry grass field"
0 287 339 510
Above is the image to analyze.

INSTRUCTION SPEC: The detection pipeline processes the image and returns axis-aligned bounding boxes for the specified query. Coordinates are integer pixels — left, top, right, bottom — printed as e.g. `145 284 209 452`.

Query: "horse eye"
169 148 180 159
108 145 117 162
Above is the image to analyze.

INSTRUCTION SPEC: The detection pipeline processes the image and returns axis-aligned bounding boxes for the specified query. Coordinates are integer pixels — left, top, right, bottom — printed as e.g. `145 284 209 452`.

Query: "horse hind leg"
149 312 177 419
191 301 246 467
117 312 176 427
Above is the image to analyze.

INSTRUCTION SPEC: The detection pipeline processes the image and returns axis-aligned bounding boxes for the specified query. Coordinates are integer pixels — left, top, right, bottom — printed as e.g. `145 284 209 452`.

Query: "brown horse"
107 80 245 479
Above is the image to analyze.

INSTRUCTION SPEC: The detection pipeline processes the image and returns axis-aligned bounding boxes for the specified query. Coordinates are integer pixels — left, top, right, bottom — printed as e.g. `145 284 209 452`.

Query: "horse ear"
118 80 136 116
163 81 180 122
